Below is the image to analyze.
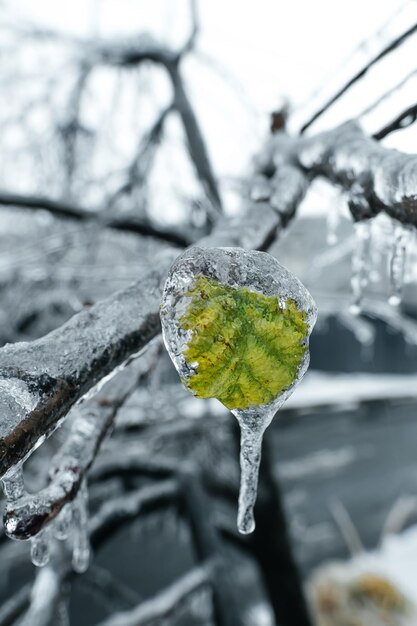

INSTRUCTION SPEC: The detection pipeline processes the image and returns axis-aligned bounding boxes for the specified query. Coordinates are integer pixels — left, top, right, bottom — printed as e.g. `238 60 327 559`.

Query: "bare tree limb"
166 61 222 217
83 565 142 613
359 67 417 120
16 0 221 221
373 101 417 140
106 104 174 209
16 564 65 626
60 62 91 194
0 481 179 625
0 191 191 247
94 563 215 626
90 480 179 550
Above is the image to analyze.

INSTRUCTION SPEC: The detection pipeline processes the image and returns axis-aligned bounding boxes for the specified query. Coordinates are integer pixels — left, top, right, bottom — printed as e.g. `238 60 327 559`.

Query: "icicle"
350 221 371 315
160 247 317 534
250 176 271 203
235 416 269 534
56 600 70 626
389 224 410 306
31 528 50 567
1 464 25 502
54 504 72 541
326 206 340 246
72 480 90 573
338 312 376 362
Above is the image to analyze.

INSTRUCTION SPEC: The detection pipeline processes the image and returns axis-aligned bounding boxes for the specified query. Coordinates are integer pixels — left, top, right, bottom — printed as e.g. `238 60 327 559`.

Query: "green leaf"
179 275 309 410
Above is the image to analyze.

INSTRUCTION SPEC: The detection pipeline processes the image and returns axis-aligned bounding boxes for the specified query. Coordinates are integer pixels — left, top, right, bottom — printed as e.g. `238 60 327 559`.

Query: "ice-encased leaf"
160 246 317 533
178 276 309 410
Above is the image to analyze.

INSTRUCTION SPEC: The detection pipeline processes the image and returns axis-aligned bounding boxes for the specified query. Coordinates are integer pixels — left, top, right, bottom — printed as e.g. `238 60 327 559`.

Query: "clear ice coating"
326 204 341 246
71 479 90 573
31 528 50 567
389 223 410 306
350 221 372 315
1 464 25 502
160 246 317 533
54 504 72 541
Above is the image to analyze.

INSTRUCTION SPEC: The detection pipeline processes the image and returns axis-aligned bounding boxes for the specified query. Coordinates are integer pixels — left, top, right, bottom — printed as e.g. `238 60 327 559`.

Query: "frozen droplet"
235 415 268 534
338 312 376 362
350 221 371 314
160 246 317 533
326 206 341 246
31 529 50 567
389 224 410 307
56 600 70 626
1 464 25 502
72 480 90 573
54 504 72 541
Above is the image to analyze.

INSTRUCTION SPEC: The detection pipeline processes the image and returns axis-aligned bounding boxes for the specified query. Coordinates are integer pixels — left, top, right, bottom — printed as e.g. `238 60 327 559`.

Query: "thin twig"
0 191 191 247
300 21 417 133
94 563 215 626
373 101 417 139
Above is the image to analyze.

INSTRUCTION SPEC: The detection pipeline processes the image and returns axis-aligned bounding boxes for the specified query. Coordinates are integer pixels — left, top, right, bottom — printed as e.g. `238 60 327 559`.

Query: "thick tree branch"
3 344 161 540
272 120 417 225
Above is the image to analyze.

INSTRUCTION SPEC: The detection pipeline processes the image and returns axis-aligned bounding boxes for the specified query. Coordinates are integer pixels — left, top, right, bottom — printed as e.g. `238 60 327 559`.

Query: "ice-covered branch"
300 20 417 133
16 564 64 626
272 120 417 226
0 161 307 478
166 62 222 216
88 16 223 217
107 104 174 208
178 472 242 625
2 346 161 540
21 0 221 219
0 191 191 247
94 563 214 626
0 254 177 477
83 565 142 613
0 583 31 626
90 481 178 550
0 482 177 624
373 101 417 140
